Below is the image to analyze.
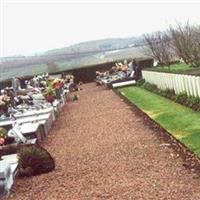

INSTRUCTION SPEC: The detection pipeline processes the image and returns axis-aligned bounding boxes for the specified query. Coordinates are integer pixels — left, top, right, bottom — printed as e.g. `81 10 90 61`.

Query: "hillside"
45 37 143 55
0 36 146 81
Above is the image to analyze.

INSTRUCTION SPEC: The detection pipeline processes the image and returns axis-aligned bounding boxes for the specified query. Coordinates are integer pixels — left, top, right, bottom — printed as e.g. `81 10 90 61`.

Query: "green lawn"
119 86 200 156
145 63 199 74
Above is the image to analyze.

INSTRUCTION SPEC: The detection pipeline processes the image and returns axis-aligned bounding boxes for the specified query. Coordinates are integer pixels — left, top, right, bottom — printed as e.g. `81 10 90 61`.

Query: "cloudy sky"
0 0 200 57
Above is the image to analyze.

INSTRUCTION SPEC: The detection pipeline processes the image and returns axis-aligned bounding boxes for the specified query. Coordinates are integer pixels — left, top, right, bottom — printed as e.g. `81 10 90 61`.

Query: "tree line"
143 22 200 68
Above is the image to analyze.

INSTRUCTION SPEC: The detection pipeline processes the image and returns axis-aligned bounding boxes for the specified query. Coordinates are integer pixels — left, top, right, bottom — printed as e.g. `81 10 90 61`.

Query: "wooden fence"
142 70 200 97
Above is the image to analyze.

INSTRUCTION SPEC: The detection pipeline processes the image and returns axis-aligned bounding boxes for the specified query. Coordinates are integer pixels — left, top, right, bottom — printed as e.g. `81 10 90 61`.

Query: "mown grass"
145 63 193 74
119 86 200 156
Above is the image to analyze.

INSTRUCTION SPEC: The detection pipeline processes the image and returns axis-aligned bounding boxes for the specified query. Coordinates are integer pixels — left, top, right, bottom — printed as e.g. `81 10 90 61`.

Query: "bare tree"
190 25 200 67
143 31 174 69
169 22 200 67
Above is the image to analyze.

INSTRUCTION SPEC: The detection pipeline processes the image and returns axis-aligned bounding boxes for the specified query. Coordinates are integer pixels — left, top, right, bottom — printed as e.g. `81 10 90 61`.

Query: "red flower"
53 81 64 90
0 137 5 145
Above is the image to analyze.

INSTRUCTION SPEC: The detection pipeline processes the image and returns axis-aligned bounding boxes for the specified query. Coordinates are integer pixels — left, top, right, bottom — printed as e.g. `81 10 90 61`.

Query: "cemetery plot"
7 83 200 200
0 72 81 198
95 59 140 88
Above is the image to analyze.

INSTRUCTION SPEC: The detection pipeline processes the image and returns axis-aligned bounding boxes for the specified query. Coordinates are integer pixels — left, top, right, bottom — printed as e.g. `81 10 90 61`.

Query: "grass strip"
144 63 200 75
119 86 200 156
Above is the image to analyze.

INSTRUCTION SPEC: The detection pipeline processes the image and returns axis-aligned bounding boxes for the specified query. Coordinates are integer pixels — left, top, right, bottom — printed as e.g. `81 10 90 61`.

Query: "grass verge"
119 86 200 156
145 63 200 76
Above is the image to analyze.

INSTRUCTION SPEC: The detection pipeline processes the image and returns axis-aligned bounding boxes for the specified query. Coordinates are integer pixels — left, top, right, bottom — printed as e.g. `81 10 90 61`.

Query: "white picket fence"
142 70 200 97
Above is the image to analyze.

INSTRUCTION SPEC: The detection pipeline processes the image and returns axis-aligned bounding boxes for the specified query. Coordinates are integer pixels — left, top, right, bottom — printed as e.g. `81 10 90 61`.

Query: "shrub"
165 89 176 99
72 94 79 101
186 96 200 108
139 81 200 112
136 78 145 86
142 82 158 92
192 103 200 111
18 146 55 176
174 92 188 104
157 89 166 97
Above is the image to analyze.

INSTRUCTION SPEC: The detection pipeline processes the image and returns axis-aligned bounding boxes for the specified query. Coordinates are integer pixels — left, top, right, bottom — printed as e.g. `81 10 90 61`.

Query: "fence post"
192 76 198 97
196 77 200 98
180 75 185 93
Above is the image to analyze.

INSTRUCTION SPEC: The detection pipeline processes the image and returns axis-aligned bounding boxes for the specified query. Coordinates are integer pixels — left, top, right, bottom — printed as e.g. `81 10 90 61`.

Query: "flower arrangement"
96 71 105 78
65 74 74 81
121 65 128 72
39 80 47 87
0 95 10 106
116 66 122 72
41 77 65 102
109 66 117 74
0 99 5 107
0 127 7 145
96 71 101 76
52 79 64 90
43 87 55 103
0 95 10 115
65 74 74 84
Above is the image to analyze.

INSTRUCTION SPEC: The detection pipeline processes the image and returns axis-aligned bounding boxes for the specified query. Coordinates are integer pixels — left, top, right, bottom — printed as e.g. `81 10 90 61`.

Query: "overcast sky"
0 0 200 57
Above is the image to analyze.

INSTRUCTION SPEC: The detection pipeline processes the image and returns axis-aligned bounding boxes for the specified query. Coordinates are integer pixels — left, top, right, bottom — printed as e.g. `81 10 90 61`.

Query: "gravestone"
0 161 13 199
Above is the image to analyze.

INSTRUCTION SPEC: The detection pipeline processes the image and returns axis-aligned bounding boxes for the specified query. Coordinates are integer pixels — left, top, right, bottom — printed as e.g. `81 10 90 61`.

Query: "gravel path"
9 83 200 200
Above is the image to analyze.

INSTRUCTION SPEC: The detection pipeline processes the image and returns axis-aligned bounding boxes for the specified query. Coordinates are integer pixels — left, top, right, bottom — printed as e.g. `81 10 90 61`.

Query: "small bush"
174 92 188 104
136 78 145 86
72 94 79 101
186 96 200 108
157 89 169 97
142 82 158 92
165 89 176 99
139 81 200 112
191 103 200 111
18 146 55 176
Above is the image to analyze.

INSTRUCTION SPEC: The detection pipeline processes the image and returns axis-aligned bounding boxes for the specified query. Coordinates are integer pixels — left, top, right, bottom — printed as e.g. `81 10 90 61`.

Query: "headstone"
0 161 13 199
11 78 21 96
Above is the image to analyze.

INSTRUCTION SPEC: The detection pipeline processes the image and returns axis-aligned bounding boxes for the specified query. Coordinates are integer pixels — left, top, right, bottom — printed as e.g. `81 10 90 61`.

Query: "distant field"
0 64 48 81
145 63 200 76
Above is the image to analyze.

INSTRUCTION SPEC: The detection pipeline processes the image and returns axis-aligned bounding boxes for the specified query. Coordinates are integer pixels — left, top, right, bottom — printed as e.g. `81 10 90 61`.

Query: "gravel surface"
8 83 200 200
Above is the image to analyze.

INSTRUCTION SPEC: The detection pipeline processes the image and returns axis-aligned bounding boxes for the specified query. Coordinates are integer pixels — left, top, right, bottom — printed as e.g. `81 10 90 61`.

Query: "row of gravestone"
0 90 68 199
143 71 200 98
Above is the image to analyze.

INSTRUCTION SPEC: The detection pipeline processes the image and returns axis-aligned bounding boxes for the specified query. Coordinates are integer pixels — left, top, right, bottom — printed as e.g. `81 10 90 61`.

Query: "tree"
169 22 200 67
143 31 174 69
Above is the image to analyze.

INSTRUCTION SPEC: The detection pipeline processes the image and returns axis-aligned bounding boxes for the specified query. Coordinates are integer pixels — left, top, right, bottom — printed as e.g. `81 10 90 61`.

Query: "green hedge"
139 79 200 111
